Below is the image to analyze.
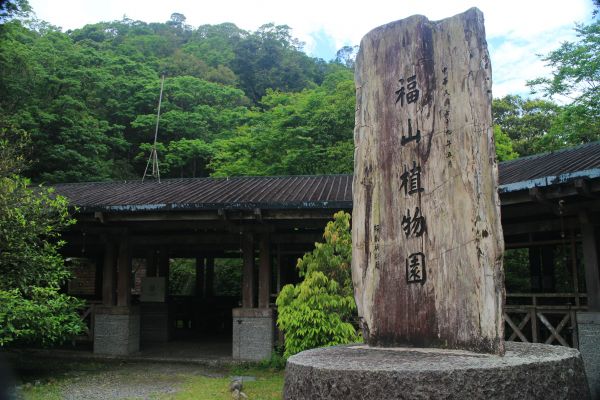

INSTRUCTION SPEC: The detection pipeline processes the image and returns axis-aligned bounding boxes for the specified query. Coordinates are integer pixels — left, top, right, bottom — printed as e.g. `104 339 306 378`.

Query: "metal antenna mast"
142 74 165 182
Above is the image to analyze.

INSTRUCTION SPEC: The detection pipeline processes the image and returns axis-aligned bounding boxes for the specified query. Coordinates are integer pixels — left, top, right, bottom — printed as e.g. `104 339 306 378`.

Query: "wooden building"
54 142 600 361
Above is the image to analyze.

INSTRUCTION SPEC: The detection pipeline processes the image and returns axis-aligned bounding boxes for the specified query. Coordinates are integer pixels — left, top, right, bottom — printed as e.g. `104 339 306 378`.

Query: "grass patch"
165 368 284 400
11 354 286 400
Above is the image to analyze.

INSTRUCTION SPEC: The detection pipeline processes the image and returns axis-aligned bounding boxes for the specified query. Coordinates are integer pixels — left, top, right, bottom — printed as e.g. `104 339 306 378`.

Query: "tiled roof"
498 141 600 193
52 142 600 212
52 175 353 212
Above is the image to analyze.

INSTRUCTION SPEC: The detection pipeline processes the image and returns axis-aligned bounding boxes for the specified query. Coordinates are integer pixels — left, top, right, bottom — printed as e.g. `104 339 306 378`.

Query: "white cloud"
28 0 594 97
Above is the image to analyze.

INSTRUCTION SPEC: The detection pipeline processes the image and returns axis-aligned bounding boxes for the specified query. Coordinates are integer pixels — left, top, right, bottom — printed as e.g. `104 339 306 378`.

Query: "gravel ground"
14 359 226 400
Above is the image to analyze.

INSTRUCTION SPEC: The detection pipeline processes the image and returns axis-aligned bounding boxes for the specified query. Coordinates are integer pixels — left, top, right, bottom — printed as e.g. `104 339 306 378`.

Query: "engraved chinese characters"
352 8 505 354
397 76 427 284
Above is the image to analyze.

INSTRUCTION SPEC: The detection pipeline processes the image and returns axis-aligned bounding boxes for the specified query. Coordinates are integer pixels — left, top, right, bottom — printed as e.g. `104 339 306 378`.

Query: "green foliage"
0 0 31 22
210 69 355 176
0 123 84 346
0 12 349 183
493 125 518 161
503 248 530 293
492 95 560 156
527 20 600 150
276 211 360 358
258 351 287 371
213 259 242 297
169 259 196 295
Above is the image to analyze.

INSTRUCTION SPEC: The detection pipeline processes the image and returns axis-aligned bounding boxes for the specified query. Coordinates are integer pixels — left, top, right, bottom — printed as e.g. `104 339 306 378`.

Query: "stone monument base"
232 308 274 361
94 306 140 355
578 312 600 398
284 342 590 399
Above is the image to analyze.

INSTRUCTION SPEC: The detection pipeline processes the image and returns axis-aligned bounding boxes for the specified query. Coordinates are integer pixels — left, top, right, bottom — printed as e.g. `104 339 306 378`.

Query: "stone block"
232 308 274 361
578 312 600 399
94 306 140 355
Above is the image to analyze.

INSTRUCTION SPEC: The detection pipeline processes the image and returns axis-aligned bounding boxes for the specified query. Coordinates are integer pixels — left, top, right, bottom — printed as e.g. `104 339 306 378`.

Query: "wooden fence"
504 293 587 348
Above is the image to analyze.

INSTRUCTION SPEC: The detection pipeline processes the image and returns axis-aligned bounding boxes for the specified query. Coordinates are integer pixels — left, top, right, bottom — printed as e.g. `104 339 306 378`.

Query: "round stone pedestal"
284 342 589 399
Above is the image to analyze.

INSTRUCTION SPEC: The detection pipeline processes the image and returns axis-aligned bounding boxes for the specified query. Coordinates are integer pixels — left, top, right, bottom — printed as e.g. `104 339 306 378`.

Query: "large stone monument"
351 6 503 354
284 8 590 399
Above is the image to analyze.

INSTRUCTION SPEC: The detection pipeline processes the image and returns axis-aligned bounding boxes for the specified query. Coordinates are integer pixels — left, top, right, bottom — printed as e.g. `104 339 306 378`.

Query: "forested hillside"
0 7 598 183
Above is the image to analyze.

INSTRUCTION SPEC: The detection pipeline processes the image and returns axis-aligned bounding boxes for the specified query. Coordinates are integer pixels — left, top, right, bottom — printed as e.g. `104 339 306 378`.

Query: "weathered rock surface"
352 8 505 353
283 342 590 399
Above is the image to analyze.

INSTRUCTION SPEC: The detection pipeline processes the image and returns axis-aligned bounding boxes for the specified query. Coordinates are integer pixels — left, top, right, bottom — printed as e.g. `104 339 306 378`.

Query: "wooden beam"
116 235 132 307
102 241 117 306
258 234 271 308
205 257 214 298
242 233 255 308
74 209 346 223
580 212 600 311
502 218 578 236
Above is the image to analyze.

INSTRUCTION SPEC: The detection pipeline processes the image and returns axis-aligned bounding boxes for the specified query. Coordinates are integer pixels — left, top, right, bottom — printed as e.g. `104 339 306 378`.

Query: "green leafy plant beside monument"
276 211 360 358
0 122 84 347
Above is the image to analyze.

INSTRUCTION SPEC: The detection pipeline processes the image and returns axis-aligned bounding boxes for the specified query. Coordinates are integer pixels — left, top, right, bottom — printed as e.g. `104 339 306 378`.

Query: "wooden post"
242 233 255 308
146 249 158 277
580 212 600 311
276 244 283 293
158 245 169 295
352 8 505 353
116 235 131 307
94 258 103 301
102 241 117 306
196 256 205 298
259 235 271 308
205 257 214 298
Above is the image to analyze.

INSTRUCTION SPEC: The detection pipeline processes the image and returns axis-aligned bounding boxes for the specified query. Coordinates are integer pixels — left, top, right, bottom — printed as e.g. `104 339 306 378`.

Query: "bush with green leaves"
0 122 84 346
276 211 360 358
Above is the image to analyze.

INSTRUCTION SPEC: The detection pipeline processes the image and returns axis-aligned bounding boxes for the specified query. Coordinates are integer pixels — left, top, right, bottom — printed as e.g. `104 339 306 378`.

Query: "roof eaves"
498 168 600 194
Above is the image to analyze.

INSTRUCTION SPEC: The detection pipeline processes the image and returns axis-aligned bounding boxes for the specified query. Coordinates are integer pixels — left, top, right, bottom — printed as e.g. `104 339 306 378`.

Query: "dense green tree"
493 125 518 161
492 95 560 156
1 9 342 183
276 211 360 358
210 69 355 176
0 0 30 22
0 122 84 346
528 20 600 150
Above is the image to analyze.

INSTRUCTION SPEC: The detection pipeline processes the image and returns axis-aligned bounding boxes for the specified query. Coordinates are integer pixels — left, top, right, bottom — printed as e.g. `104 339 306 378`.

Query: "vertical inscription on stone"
352 8 505 354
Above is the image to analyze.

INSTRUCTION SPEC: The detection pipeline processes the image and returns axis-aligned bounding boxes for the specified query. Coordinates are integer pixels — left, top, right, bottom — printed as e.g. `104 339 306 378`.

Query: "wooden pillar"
158 245 169 296
242 233 255 308
205 257 214 298
146 249 158 277
580 212 600 311
195 256 205 298
116 235 131 307
276 244 283 293
258 234 271 308
94 258 103 301
102 241 118 306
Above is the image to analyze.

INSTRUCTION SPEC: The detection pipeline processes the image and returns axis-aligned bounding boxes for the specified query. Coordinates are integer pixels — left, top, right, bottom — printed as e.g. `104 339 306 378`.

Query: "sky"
28 0 595 98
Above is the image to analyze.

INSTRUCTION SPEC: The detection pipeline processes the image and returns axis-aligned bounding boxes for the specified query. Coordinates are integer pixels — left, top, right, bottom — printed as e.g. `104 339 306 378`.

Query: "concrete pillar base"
140 302 170 344
94 306 140 355
578 312 600 399
232 308 274 361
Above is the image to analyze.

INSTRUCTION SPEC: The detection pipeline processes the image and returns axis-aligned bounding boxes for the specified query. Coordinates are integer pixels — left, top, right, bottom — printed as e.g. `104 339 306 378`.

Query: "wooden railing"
75 300 101 342
504 293 587 348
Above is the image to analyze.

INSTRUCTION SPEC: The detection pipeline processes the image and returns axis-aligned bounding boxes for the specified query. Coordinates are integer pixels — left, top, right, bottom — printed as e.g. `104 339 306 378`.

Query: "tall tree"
0 121 84 347
528 19 600 149
492 95 560 156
